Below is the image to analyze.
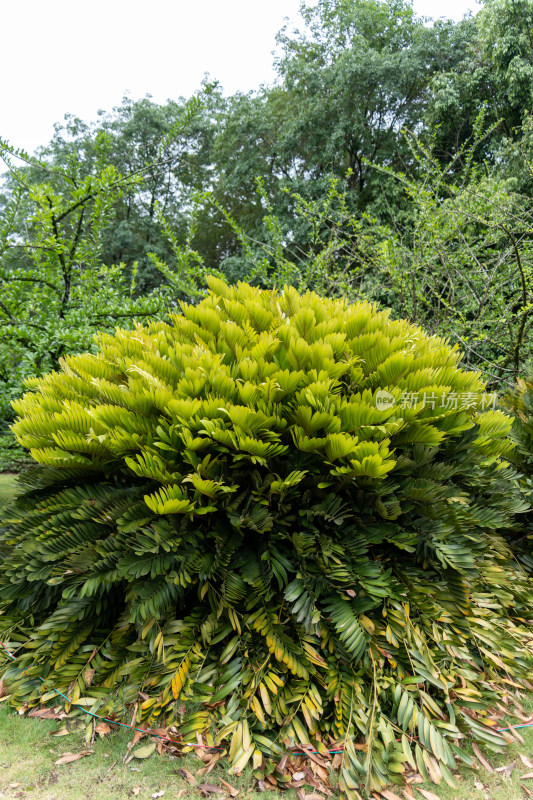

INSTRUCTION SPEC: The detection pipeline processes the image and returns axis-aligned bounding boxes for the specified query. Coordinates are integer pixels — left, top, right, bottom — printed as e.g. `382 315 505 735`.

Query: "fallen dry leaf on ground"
520 772 533 780
196 752 223 776
292 772 306 782
380 790 404 800
495 761 515 778
55 749 93 765
176 768 196 785
198 783 224 795
131 788 141 797
472 743 495 773
414 789 441 800
132 742 157 759
131 728 148 746
95 722 111 736
218 778 240 797
152 792 165 799
520 754 533 769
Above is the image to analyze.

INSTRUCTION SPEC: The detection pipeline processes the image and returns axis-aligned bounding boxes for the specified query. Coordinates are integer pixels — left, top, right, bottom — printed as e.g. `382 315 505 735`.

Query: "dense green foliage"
1 280 532 794
504 360 533 570
2 0 533 468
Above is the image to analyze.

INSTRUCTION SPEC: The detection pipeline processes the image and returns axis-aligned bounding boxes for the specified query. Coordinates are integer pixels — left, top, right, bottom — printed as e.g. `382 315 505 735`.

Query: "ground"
0 473 17 510
0 702 532 800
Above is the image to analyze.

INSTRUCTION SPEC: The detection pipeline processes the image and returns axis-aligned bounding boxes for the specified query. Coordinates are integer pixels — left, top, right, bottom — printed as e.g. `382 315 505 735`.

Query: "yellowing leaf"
132 742 157 759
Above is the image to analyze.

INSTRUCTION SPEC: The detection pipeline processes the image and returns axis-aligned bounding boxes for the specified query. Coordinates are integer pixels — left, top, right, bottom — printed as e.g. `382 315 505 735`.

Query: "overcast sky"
1 0 481 157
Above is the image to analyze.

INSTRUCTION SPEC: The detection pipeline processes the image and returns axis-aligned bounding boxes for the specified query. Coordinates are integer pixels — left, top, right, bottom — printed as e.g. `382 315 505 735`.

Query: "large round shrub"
1 278 532 794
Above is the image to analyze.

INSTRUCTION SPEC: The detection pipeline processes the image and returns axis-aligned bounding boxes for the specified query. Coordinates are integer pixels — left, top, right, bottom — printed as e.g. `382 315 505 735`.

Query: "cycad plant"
1 278 532 795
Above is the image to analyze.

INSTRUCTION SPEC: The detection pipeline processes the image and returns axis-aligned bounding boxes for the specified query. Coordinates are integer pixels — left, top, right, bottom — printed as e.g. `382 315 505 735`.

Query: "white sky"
1 0 481 157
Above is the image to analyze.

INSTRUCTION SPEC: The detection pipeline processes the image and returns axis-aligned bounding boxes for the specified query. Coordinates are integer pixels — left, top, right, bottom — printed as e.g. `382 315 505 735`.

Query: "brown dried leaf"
520 754 533 769
292 772 306 782
401 790 416 800
132 788 141 797
495 761 515 778
380 791 404 800
55 750 93 765
472 743 495 773
198 784 223 795
474 781 485 791
301 766 322 789
508 727 525 744
304 794 327 800
257 780 267 792
84 668 95 686
177 768 196 785
522 787 533 799
310 762 329 782
299 744 328 768
414 790 441 800
520 773 533 780
132 729 147 747
332 753 343 770
196 753 222 777
218 778 240 797
28 707 66 719
95 722 111 737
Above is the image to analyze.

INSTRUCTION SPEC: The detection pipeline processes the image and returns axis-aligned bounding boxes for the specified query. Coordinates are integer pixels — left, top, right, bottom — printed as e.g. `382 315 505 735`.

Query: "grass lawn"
0 473 17 513
0 699 532 800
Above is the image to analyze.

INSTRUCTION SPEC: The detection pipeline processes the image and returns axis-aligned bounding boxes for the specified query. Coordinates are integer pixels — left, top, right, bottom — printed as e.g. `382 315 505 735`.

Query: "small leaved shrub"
1 278 532 795
504 361 533 572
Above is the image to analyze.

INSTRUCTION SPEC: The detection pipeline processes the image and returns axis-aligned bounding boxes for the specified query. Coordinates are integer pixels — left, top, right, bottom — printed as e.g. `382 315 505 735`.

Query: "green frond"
2 279 533 794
